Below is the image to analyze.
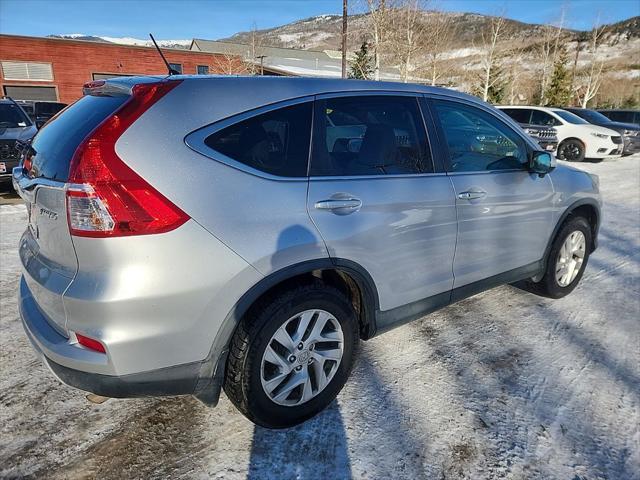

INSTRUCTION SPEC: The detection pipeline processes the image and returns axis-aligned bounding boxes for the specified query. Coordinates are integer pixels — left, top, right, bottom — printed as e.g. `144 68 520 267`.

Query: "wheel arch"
236 258 379 339
545 199 600 264
194 258 380 405
559 137 586 148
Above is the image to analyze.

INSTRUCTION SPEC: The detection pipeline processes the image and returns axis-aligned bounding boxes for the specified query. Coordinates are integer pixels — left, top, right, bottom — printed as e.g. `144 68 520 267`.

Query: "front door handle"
457 189 487 200
314 198 362 215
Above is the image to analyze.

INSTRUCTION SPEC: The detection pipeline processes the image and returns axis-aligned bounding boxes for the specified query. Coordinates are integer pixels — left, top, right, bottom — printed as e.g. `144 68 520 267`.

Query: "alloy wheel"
555 230 586 287
260 309 344 406
560 142 582 161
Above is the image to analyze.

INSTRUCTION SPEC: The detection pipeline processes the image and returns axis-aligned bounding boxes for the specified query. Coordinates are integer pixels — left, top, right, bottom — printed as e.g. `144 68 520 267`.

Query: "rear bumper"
45 356 201 398
19 276 206 398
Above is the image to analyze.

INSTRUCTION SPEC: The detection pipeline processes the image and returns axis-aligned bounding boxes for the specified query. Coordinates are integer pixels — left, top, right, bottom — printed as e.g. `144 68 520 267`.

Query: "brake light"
76 333 106 354
67 80 189 237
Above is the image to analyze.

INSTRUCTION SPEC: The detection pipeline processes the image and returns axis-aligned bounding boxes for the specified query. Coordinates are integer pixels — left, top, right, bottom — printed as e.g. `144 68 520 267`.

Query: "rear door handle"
457 190 487 200
314 198 362 213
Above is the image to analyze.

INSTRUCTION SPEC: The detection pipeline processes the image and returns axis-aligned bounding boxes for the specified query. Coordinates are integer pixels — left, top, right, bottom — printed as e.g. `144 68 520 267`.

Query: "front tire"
526 216 592 298
558 139 585 162
224 284 359 428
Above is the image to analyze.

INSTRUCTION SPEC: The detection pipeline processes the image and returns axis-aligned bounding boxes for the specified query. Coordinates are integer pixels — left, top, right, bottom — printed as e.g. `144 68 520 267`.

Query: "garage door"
3 85 57 101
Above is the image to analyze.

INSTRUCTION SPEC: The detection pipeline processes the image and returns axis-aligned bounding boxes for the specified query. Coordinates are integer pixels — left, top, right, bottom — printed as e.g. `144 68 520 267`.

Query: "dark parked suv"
565 107 640 156
0 98 37 190
597 109 640 127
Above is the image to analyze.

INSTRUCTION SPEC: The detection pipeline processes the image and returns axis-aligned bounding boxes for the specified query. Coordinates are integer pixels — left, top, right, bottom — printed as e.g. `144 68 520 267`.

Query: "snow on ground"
0 157 638 479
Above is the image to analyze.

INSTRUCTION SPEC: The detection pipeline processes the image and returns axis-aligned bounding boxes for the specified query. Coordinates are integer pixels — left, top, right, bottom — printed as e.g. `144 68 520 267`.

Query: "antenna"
149 33 180 75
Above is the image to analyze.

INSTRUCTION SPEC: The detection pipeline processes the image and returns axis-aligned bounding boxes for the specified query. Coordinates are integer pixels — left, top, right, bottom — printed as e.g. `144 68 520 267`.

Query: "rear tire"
224 283 359 428
525 216 592 298
558 139 585 162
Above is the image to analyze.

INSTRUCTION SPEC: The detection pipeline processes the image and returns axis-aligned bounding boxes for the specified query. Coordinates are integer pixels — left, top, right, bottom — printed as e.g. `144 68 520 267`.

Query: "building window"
197 65 209 75
168 63 183 74
1 61 53 81
3 85 57 101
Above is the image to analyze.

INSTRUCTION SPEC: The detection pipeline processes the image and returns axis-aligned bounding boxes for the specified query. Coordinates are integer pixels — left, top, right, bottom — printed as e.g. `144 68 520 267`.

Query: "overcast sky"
0 0 638 40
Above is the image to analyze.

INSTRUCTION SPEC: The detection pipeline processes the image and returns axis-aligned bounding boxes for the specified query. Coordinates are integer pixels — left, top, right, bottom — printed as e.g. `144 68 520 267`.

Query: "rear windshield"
0 103 32 128
30 95 127 181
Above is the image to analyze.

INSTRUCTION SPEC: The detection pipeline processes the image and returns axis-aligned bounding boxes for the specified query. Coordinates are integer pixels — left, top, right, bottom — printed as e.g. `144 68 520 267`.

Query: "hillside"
222 13 639 105
48 12 638 105
221 12 566 51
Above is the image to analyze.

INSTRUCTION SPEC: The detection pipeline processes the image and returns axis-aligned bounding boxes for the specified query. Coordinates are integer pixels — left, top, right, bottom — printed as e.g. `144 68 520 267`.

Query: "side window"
605 111 619 122
310 95 431 176
433 100 528 173
204 102 312 177
531 110 560 126
501 108 530 124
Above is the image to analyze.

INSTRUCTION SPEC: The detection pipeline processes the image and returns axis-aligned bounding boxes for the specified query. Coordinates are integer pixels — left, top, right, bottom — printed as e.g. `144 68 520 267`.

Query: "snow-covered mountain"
48 34 190 49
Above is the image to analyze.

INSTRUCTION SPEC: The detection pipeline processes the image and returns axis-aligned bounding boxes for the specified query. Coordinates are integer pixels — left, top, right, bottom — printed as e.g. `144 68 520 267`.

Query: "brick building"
0 34 243 104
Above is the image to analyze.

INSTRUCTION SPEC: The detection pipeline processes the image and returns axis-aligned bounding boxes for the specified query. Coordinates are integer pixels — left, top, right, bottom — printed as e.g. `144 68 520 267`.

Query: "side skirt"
373 261 543 336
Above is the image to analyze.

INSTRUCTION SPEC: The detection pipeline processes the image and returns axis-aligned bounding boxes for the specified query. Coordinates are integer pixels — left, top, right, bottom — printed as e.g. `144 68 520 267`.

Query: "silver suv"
13 77 601 428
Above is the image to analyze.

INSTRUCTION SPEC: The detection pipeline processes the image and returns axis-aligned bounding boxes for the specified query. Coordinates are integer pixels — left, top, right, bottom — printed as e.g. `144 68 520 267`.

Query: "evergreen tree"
545 46 572 106
621 95 639 108
349 42 373 80
486 63 506 104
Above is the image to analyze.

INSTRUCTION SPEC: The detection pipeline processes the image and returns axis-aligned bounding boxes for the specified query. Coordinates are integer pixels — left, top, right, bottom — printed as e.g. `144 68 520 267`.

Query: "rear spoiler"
82 76 168 97
82 80 132 97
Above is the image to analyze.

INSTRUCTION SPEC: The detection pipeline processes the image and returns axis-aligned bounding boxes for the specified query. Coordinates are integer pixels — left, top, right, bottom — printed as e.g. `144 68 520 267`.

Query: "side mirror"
529 151 556 177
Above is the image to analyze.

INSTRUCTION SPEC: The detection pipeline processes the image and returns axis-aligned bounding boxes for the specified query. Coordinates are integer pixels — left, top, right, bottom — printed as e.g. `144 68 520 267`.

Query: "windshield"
552 109 589 125
573 109 614 123
0 103 32 128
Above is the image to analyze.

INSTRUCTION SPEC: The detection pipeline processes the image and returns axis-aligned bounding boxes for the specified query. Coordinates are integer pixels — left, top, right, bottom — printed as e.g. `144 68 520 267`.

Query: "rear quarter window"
30 95 127 181
501 108 530 124
204 102 312 177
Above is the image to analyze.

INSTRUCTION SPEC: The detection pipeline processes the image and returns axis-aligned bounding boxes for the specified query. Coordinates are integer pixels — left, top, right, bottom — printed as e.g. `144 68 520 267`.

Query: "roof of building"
190 38 407 80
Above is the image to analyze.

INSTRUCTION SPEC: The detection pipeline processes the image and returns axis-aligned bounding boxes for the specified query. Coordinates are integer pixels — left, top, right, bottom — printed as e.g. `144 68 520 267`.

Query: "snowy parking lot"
1 158 638 480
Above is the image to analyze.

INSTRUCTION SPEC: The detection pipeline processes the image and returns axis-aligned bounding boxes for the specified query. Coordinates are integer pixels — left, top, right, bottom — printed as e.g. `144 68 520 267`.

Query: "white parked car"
499 106 623 162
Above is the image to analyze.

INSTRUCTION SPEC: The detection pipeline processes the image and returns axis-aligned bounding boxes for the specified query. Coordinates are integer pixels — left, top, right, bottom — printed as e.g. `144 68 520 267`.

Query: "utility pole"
341 0 348 78
256 55 266 75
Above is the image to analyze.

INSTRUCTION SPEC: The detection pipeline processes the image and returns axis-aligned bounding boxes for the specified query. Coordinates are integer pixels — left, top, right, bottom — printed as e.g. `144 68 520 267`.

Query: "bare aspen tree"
507 44 527 104
477 14 508 102
246 22 264 75
366 0 391 80
423 10 455 86
211 53 248 75
538 7 566 105
389 0 427 83
579 20 607 107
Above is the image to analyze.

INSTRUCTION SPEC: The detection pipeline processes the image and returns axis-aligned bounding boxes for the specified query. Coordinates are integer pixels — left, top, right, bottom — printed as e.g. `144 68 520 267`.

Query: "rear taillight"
67 80 189 238
23 151 33 174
